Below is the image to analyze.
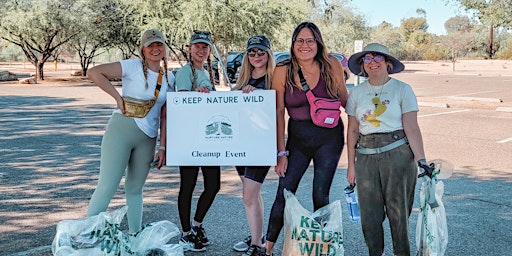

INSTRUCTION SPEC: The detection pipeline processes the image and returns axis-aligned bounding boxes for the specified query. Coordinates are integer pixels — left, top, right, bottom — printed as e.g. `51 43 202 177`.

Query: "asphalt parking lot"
1 63 511 255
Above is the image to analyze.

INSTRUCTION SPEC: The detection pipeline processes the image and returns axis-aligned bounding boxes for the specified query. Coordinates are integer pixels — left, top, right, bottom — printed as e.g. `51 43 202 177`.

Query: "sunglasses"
362 55 385 64
294 38 316 46
247 49 266 57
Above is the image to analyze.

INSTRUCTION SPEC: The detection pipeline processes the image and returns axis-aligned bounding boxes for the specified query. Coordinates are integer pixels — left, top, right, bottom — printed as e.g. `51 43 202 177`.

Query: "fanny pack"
123 68 163 118
298 68 341 128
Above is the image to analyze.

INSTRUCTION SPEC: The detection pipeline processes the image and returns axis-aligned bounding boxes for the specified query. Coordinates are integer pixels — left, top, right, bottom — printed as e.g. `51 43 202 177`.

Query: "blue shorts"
235 166 270 183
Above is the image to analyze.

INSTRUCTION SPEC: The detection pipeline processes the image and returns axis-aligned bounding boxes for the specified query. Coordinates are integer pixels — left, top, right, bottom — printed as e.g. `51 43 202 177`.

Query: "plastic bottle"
344 184 360 221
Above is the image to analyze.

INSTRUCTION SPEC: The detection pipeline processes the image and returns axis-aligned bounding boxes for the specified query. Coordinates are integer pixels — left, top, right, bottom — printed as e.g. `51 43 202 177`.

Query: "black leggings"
266 119 344 242
178 166 221 232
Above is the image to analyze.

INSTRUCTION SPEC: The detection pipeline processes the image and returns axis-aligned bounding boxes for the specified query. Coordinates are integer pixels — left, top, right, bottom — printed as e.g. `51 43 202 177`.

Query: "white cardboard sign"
166 90 276 166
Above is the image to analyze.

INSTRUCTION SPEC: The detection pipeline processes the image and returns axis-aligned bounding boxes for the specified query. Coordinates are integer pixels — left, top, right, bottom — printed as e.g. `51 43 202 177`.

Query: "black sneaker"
192 224 210 246
179 231 205 252
243 244 266 256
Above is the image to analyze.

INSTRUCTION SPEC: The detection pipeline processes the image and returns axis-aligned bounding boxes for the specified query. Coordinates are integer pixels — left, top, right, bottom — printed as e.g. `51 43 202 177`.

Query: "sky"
349 0 472 35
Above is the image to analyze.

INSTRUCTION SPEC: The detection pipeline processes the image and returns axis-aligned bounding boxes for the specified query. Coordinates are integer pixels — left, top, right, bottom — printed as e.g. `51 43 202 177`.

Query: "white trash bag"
282 189 344 256
416 159 452 256
52 206 183 256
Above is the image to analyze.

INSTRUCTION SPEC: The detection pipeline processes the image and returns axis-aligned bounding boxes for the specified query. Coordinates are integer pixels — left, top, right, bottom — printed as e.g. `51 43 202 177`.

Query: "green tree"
444 15 474 33
449 0 512 58
400 16 429 41
313 0 368 55
71 0 140 76
0 0 81 81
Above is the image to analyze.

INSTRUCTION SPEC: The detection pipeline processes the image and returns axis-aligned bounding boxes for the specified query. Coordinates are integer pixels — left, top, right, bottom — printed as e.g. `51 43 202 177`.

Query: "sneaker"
243 244 266 256
233 236 252 252
233 235 266 252
192 224 210 246
179 231 206 252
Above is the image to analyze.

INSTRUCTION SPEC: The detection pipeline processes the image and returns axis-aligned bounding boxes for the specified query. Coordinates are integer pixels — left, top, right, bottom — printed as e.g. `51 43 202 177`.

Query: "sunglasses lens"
374 55 384 62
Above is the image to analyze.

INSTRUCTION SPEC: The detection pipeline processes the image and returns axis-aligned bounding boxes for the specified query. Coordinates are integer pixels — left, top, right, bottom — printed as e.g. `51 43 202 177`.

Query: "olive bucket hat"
348 43 404 77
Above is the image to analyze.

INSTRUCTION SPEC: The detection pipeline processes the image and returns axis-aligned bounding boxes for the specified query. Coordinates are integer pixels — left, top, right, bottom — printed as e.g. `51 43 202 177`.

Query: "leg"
193 166 221 223
178 166 200 233
356 154 386 256
381 145 416 256
311 124 343 210
265 149 310 251
124 132 155 233
87 114 131 217
241 166 269 247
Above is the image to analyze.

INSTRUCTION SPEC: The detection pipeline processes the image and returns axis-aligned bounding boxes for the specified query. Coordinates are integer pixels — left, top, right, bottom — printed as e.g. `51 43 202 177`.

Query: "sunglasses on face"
247 49 266 57
294 38 316 46
362 55 385 64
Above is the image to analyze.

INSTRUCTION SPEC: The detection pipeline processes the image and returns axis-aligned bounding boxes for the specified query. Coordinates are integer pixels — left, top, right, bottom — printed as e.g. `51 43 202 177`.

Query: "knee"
205 183 220 196
125 184 144 195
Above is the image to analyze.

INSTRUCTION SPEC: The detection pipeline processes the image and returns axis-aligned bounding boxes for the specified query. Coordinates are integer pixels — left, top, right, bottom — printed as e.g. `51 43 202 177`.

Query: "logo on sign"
205 115 233 141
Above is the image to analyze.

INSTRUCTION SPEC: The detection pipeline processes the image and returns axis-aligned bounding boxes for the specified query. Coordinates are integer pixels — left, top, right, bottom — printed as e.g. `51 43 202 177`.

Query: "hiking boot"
179 231 205 252
192 224 210 246
243 244 266 256
233 235 266 252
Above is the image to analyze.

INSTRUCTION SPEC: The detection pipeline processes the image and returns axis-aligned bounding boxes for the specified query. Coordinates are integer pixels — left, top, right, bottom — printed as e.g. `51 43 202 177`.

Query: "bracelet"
158 146 166 151
277 150 289 157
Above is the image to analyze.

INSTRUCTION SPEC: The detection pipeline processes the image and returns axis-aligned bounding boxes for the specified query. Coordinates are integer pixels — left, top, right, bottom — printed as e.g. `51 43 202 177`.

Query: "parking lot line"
437 90 499 98
497 137 512 144
418 109 470 118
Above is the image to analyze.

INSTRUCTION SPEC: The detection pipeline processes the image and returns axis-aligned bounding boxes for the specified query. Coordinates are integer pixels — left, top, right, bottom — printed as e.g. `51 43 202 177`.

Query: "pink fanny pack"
298 68 341 128
305 91 341 128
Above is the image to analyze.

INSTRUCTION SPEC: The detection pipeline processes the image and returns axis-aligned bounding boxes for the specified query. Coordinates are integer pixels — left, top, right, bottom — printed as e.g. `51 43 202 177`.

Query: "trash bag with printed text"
51 206 183 256
282 189 344 256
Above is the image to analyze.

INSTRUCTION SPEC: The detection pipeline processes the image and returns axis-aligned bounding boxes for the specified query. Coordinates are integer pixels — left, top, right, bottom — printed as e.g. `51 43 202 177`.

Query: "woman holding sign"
173 30 220 253
231 35 276 256
263 22 348 256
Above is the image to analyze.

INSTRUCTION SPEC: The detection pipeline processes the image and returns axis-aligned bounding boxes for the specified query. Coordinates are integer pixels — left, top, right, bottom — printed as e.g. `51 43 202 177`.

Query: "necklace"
367 83 385 97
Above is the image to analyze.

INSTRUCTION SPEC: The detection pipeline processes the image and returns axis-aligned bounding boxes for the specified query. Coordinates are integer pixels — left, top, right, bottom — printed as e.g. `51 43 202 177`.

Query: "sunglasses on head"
193 30 210 36
362 54 385 64
247 49 266 57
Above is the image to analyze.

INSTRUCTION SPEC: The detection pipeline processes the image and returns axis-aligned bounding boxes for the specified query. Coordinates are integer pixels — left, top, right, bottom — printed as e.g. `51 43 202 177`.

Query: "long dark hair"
286 22 341 98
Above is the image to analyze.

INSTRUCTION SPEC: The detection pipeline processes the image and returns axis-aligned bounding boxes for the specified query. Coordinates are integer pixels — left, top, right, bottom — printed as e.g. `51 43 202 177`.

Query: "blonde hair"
139 45 172 89
234 49 276 90
187 47 215 91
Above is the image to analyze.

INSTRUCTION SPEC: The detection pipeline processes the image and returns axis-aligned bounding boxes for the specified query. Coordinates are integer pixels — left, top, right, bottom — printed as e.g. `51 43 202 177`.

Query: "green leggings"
87 113 156 233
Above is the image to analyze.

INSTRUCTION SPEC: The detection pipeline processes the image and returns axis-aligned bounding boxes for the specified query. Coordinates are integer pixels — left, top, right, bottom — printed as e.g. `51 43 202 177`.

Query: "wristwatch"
277 150 289 157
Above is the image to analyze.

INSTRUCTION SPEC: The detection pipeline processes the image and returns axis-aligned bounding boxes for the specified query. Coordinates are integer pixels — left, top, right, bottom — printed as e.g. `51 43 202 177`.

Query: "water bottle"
344 184 360 221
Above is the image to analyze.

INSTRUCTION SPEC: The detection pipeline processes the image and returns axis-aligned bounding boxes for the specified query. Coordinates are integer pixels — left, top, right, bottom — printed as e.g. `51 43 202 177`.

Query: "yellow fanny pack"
122 68 163 118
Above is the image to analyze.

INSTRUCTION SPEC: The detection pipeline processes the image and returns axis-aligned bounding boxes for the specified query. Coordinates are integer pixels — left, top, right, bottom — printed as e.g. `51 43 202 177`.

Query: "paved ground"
1 60 511 256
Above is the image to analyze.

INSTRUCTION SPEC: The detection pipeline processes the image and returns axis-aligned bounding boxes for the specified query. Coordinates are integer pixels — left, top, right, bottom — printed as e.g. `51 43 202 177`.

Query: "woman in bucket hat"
346 43 427 256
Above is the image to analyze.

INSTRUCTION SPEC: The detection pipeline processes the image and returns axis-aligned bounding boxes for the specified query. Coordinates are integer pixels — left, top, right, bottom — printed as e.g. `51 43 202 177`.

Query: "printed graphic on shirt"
362 96 389 127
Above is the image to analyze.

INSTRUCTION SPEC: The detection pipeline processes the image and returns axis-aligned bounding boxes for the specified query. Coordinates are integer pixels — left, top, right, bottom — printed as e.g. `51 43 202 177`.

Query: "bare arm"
155 102 167 169
346 115 359 184
402 111 425 161
329 55 349 108
272 66 288 177
87 62 124 113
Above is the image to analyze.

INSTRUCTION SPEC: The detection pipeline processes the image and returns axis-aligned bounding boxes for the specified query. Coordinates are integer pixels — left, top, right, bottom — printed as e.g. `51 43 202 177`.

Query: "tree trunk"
488 24 494 59
37 61 45 81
